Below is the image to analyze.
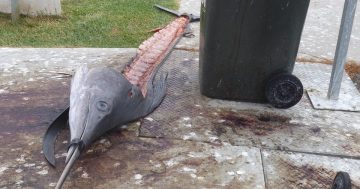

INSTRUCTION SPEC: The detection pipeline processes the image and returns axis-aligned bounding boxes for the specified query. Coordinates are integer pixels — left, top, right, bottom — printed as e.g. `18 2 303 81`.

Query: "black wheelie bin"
199 0 310 108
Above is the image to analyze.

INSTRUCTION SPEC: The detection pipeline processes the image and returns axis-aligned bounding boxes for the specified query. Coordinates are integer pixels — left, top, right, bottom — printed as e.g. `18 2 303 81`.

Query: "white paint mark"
183 167 197 173
236 170 245 175
184 124 192 128
145 117 154 122
187 152 205 158
37 169 48 175
49 183 56 187
7 81 16 86
165 159 177 167
114 163 121 167
190 173 197 178
0 166 8 175
154 164 161 168
214 152 221 158
62 140 68 144
86 149 94 154
0 89 9 94
24 163 35 167
81 171 90 179
183 117 191 121
134 174 143 180
75 167 83 172
15 180 24 185
16 155 26 163
217 119 226 123
241 152 249 157
209 136 219 142
55 153 67 158
28 78 35 81
28 142 35 146
99 139 107 144
289 119 301 124
182 132 197 140
15 169 23 173
227 171 235 176
22 97 30 101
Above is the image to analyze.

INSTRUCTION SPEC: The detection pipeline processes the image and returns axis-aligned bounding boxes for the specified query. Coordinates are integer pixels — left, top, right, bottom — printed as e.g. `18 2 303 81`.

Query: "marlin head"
56 66 138 188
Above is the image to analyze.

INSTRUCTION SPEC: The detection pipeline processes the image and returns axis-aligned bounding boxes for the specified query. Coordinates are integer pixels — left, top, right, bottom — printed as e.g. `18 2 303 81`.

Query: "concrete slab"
178 0 201 15
0 0 61 16
0 48 136 91
301 63 360 112
0 129 266 188
176 0 200 50
140 50 360 158
1 48 360 188
262 149 360 189
300 0 360 61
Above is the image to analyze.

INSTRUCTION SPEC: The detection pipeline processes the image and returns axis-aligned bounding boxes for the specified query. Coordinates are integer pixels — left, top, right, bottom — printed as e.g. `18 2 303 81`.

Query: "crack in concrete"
263 147 360 160
260 149 269 189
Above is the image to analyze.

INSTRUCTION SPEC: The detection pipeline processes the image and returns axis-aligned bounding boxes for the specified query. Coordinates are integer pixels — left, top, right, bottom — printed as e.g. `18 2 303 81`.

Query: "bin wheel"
265 73 303 109
331 172 351 189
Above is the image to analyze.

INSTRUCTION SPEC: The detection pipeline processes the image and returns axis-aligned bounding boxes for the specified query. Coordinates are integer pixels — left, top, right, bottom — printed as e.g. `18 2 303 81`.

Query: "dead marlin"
42 6 199 189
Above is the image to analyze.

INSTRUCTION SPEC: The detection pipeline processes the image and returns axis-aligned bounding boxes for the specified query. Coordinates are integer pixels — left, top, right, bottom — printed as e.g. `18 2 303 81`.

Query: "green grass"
0 0 178 47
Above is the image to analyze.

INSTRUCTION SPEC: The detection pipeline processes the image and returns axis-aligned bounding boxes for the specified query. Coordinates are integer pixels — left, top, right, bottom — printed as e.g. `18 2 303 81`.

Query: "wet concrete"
1 48 360 188
0 48 267 188
1 1 360 188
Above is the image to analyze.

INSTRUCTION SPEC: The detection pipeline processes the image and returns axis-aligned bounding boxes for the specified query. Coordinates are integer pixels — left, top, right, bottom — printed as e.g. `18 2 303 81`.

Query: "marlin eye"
96 101 109 112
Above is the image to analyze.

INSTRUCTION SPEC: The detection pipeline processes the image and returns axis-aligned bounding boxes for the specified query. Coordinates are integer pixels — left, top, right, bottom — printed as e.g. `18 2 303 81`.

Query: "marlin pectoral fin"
43 108 69 167
145 72 168 115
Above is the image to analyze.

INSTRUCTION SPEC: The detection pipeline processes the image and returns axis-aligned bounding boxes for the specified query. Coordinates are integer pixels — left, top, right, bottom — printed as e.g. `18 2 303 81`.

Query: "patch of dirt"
345 62 360 91
296 57 333 65
218 111 292 136
173 47 200 52
110 27 121 36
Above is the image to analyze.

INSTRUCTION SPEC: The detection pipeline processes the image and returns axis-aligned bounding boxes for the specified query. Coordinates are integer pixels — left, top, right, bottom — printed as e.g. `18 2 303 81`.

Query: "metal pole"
11 0 19 23
327 0 358 100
